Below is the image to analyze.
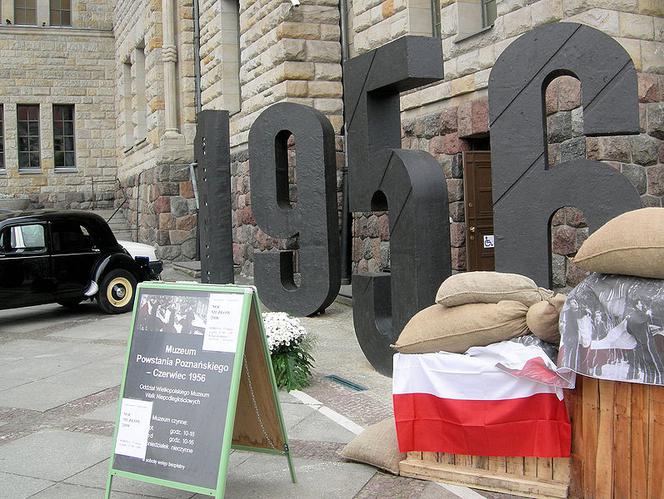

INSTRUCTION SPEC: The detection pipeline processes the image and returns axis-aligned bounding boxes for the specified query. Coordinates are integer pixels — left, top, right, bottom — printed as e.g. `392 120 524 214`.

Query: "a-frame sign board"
105 282 295 498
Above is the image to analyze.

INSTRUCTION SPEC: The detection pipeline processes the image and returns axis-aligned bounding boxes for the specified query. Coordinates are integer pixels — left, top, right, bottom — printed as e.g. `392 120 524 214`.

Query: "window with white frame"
53 104 75 169
123 61 133 149
134 46 147 141
17 104 40 170
0 105 4 171
457 0 496 40
14 0 37 25
50 0 72 26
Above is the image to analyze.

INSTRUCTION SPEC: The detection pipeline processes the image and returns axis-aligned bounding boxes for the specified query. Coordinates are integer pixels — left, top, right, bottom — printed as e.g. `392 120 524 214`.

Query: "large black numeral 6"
344 37 451 375
249 103 340 316
489 22 642 286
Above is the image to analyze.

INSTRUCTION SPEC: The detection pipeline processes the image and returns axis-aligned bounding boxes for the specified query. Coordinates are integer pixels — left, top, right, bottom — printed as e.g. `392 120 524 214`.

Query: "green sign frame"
104 281 296 498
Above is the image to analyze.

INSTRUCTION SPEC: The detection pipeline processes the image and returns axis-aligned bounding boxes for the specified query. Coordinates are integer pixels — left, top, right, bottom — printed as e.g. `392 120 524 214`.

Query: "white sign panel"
203 293 245 353
483 235 495 249
115 398 154 460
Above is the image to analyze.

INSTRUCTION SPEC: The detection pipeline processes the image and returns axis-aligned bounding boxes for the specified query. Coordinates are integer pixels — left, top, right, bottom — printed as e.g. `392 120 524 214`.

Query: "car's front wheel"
98 269 137 314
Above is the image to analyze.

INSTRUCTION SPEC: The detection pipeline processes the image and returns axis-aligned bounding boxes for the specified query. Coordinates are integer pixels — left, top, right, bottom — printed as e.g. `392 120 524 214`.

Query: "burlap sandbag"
340 418 404 475
435 271 553 307
526 294 566 345
574 207 664 279
393 301 529 354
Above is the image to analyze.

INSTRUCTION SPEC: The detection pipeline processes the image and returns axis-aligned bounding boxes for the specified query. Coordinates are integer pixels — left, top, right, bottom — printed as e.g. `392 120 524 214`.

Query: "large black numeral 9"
249 103 340 316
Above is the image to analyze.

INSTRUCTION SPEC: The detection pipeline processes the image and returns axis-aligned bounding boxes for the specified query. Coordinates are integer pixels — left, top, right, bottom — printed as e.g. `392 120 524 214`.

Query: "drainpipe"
193 0 202 259
339 0 352 285
136 171 143 243
193 0 202 114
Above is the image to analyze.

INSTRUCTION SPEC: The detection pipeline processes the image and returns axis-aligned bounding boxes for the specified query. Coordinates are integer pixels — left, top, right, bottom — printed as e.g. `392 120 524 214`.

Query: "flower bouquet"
262 312 314 391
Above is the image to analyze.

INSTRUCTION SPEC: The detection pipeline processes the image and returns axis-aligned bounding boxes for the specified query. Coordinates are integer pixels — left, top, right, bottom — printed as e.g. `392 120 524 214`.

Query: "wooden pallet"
566 376 664 499
399 376 664 498
399 452 570 498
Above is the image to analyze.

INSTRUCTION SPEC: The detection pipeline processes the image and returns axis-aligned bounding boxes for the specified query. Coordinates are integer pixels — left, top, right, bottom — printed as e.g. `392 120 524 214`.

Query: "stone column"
36 0 49 26
2 0 14 23
162 0 180 139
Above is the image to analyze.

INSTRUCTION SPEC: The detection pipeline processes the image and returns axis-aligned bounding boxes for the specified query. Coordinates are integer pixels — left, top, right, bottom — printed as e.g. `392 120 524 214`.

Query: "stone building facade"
0 0 116 209
206 0 663 287
0 0 662 281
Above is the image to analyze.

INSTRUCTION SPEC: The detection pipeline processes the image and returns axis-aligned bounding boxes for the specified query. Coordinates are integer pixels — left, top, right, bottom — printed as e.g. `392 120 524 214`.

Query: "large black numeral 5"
344 37 451 375
249 103 340 316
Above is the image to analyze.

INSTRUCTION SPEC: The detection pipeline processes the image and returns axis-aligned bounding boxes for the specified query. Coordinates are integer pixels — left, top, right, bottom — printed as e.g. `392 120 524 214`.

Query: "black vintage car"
0 210 162 314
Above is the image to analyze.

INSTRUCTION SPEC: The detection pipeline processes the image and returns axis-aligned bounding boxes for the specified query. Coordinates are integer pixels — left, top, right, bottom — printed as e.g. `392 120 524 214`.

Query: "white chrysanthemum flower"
262 312 308 353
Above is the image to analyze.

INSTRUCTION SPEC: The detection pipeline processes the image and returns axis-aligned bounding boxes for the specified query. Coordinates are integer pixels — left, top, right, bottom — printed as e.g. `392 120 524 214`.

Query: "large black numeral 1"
249 103 340 316
194 110 234 284
344 36 451 375
489 22 641 286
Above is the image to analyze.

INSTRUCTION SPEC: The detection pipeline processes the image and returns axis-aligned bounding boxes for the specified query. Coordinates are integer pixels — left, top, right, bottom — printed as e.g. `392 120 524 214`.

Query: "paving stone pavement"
0 267 512 499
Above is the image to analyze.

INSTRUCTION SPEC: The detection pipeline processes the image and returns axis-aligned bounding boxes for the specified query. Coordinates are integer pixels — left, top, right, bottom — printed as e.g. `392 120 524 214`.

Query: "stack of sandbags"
393 272 562 354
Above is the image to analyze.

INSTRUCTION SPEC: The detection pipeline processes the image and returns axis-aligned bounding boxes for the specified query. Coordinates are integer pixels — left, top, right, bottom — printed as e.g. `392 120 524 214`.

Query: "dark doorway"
463 150 495 271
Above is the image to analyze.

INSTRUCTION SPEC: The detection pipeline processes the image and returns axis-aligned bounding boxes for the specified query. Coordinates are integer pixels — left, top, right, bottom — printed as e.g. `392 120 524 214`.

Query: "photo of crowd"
136 293 208 335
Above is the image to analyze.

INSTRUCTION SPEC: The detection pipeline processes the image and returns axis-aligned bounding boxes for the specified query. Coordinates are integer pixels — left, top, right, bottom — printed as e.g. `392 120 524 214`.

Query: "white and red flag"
392 342 573 457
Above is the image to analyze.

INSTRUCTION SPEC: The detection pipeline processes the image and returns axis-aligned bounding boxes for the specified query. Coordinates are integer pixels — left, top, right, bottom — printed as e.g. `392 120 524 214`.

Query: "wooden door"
463 151 495 271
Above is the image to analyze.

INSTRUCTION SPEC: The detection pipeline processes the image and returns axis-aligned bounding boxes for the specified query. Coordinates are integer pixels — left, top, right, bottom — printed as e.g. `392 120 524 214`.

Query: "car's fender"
92 253 143 286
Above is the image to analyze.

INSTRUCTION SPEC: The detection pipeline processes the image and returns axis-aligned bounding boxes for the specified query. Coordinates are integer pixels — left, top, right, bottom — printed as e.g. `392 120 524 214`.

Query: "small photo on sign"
137 294 208 335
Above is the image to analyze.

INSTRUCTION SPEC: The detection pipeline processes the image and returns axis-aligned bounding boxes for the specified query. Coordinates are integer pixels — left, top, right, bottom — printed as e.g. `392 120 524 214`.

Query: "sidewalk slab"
0 430 110 481
29 483 163 499
0 379 110 411
0 471 54 499
65 459 193 498
212 454 375 499
81 402 118 423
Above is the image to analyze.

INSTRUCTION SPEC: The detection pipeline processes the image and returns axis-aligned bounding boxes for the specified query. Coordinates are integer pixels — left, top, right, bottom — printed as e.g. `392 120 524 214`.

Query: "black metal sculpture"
194 110 234 284
344 36 451 375
489 22 642 286
249 102 341 316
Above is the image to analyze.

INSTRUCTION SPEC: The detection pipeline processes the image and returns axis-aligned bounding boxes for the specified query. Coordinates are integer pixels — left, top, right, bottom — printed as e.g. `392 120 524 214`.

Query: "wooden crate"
399 452 570 498
566 376 664 499
399 376 664 498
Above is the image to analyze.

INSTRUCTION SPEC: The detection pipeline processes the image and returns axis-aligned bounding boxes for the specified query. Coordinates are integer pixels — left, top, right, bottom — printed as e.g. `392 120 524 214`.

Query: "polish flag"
393 345 572 457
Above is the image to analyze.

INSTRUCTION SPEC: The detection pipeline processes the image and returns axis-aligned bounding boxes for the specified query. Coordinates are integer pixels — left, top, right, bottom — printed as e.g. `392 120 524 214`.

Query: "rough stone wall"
113 0 198 260
351 0 434 55
0 22 116 209
116 163 198 261
199 0 344 275
74 0 114 30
